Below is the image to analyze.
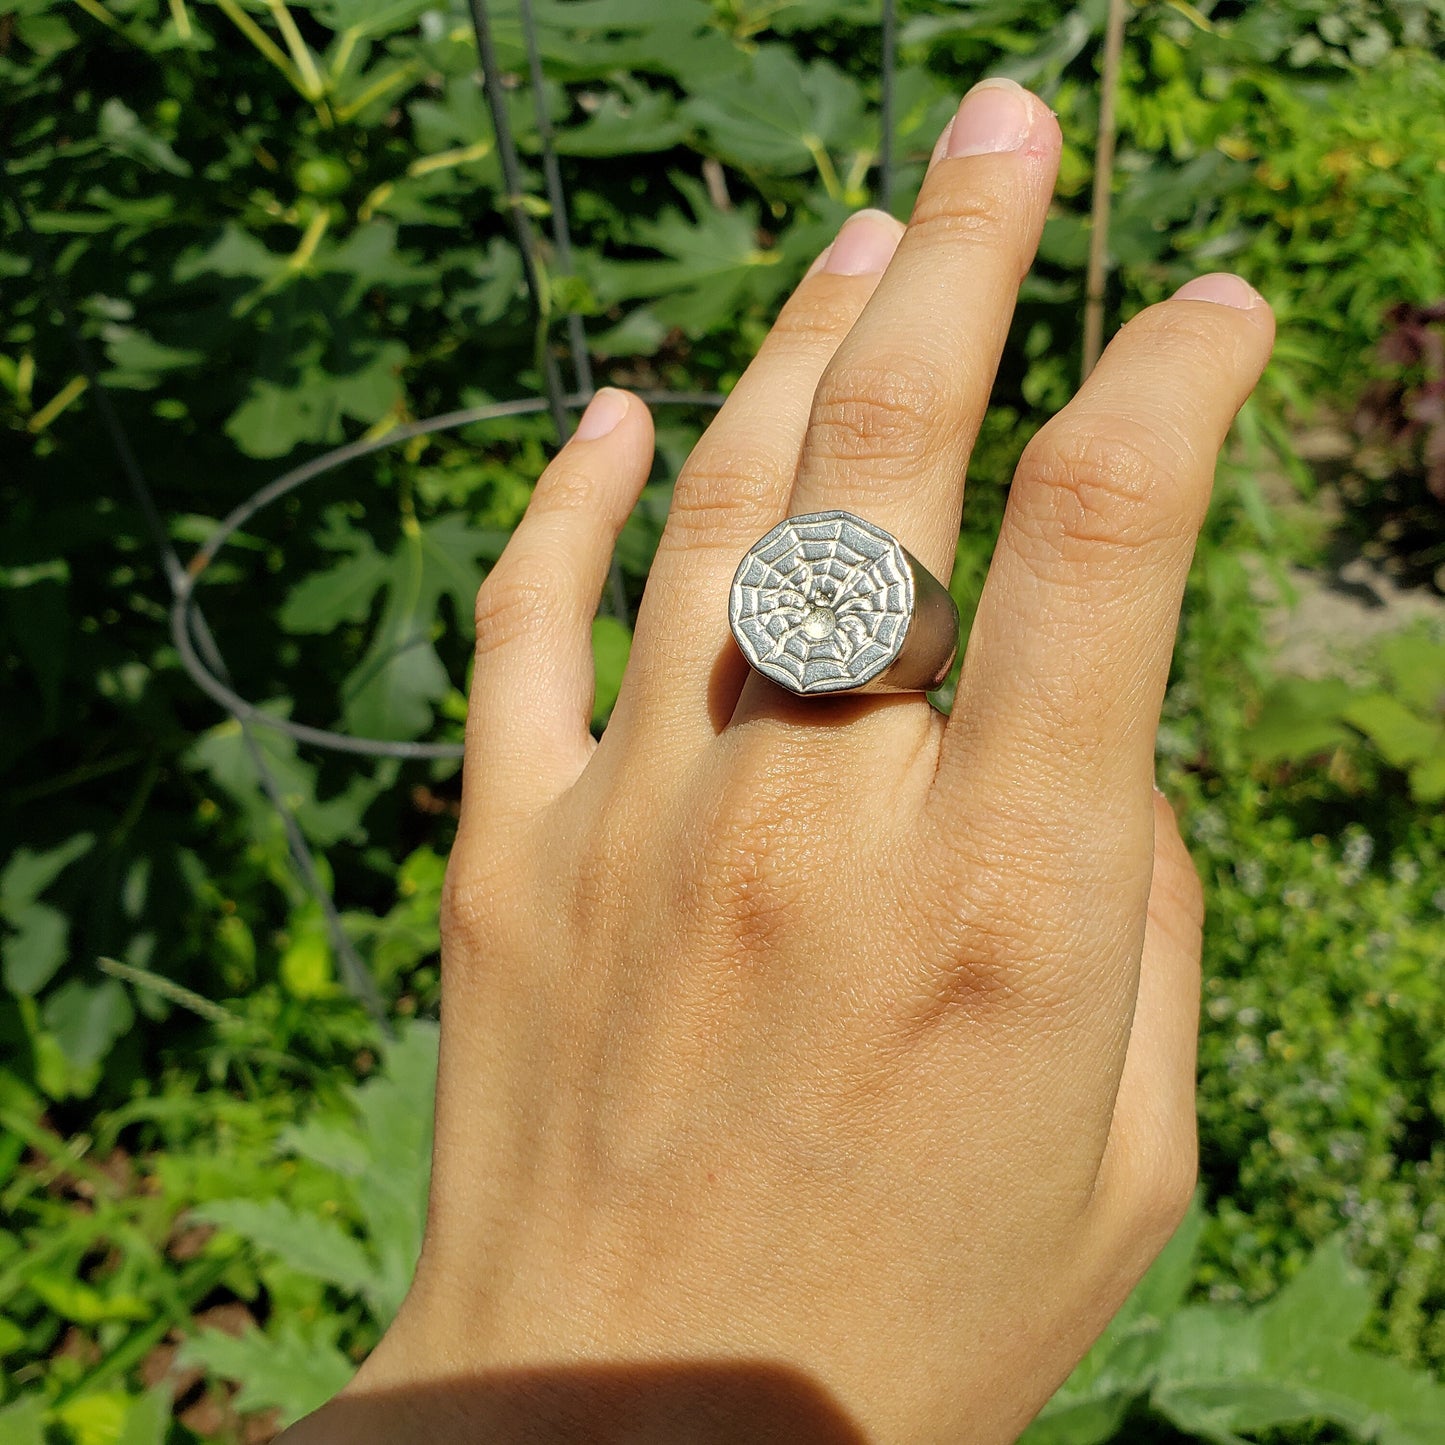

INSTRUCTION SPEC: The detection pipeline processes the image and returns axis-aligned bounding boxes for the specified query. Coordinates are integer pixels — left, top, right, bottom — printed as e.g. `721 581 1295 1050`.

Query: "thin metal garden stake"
1082 0 1129 382
0 170 391 1032
879 0 897 213
12 1 906 1018
465 0 573 445
517 0 594 403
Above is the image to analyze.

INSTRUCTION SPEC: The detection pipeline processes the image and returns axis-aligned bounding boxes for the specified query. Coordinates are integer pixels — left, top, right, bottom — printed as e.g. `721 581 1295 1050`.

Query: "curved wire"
517 0 593 399
21 0 906 1017
172 390 726 761
466 0 572 443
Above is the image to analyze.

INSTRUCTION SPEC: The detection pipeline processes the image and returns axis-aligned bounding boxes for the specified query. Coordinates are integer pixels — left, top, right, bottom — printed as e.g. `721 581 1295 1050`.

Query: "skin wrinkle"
805 356 965 480
286 70 1273 1445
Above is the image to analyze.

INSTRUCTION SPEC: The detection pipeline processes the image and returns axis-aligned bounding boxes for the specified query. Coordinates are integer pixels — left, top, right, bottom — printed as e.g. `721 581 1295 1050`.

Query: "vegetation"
2 0 1442 1440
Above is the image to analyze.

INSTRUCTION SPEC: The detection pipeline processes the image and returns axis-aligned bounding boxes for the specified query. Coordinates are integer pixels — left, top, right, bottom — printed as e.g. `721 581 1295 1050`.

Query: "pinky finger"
461 389 654 819
1089 789 1203 1258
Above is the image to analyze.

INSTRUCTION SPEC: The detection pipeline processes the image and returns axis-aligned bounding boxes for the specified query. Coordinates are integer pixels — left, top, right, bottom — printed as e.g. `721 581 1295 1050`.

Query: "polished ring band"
729 510 959 696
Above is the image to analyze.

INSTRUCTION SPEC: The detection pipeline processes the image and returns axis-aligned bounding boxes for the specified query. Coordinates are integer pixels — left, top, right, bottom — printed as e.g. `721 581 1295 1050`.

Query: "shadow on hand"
279 1358 870 1444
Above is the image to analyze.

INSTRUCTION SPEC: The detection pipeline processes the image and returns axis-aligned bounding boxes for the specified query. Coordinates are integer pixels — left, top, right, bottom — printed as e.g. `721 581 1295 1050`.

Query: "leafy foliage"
179 1020 437 1422
1353 301 1445 590
1024 1200 1445 1444
1246 624 1445 803
3 0 1445 1439
1176 777 1445 1378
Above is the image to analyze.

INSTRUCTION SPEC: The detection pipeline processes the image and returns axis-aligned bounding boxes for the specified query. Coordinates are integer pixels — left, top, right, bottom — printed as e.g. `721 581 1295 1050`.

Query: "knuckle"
906 840 1085 1026
1126 298 1248 362
689 765 812 957
909 177 1016 249
1127 1127 1199 1250
1013 416 1199 561
533 458 595 515
664 452 781 553
567 815 634 940
808 355 953 473
1149 840 1205 939
472 562 560 661
953 925 1080 1024
440 854 504 963
442 828 544 974
769 289 869 354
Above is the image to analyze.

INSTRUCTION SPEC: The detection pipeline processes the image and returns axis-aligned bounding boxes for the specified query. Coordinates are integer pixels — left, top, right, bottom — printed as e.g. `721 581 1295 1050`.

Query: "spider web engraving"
729 513 913 693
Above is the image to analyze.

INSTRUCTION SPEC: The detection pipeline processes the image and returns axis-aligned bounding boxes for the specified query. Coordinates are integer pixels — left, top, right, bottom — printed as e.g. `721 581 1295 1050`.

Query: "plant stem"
167 0 192 41
27 374 89 433
71 0 122 33
214 0 301 93
263 0 325 99
1082 0 1129 383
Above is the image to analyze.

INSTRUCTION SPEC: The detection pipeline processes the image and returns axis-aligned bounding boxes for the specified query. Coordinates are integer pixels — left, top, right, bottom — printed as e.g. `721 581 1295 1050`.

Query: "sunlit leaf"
179 1319 354 1423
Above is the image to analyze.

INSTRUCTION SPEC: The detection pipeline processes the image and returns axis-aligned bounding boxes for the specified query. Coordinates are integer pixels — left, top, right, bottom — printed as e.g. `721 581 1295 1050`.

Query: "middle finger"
770 78 1060 590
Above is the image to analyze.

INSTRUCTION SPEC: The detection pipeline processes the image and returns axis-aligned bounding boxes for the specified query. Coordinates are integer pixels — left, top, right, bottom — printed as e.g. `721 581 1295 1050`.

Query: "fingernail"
822 208 902 276
804 245 834 279
574 387 629 441
946 77 1034 159
1171 272 1262 310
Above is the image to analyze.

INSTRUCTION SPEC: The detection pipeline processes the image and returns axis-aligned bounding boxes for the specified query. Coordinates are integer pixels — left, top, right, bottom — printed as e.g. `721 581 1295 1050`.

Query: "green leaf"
339 515 504 742
224 341 409 459
319 222 434 309
179 1319 354 1422
409 76 496 153
0 1394 47 1445
591 615 632 729
116 1389 171 1445
1342 692 1444 767
279 533 391 635
1152 1235 1445 1444
0 835 94 914
683 46 866 174
41 978 134 1071
554 78 685 156
28 1268 149 1326
312 0 432 37
186 703 387 848
1240 676 1353 763
97 99 190 176
2 900 69 996
339 1021 437 1318
101 326 206 389
1408 750 1445 803
278 917 336 1000
55 1392 132 1445
195 1197 379 1305
269 1021 437 1322
444 236 526 327
593 174 800 336
174 224 286 285
1377 629 1445 715
1254 1234 1373 1354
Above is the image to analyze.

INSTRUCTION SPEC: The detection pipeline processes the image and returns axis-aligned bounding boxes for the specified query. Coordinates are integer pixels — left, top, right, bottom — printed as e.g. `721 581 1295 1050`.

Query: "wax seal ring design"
728 510 959 696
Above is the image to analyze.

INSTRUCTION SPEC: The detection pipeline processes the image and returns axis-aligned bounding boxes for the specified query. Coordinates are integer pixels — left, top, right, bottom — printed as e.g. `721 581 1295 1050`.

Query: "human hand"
285 76 1273 1444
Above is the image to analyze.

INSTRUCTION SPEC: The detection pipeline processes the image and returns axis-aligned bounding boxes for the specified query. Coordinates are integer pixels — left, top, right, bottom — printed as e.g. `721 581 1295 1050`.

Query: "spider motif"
759 549 883 666
729 511 912 693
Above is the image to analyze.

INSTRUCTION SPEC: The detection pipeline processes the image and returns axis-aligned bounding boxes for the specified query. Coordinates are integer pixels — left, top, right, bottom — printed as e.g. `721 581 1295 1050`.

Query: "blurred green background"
3 0 1444 1440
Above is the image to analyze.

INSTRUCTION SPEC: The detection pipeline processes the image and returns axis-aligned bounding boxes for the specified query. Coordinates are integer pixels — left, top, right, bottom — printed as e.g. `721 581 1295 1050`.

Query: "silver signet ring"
728 510 960 696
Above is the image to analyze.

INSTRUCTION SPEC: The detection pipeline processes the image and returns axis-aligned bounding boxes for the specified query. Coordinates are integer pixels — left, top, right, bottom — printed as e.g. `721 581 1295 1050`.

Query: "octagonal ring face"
728 510 915 695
